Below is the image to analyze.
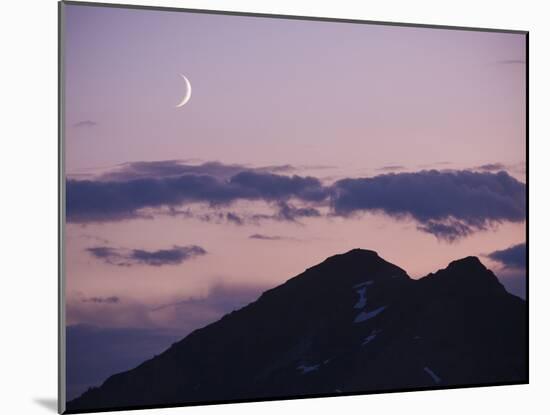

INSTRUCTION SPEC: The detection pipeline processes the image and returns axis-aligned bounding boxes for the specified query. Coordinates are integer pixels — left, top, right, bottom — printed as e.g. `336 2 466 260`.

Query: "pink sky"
64 4 526 334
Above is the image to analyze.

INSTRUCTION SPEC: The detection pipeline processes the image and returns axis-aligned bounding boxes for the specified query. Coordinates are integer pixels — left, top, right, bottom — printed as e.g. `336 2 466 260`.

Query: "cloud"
253 164 296 174
498 271 526 299
73 120 98 128
86 245 206 267
246 202 322 224
475 163 507 172
488 243 526 269
331 170 526 240
167 205 319 226
100 160 248 181
226 212 244 225
150 283 264 315
166 207 246 225
416 219 474 242
67 170 327 223
207 205 321 225
485 243 526 299
68 283 267 333
99 160 298 182
66 282 266 397
66 282 268 399
97 160 336 182
229 171 328 202
81 296 120 304
249 234 287 241
472 162 526 182
274 201 321 222
67 161 526 242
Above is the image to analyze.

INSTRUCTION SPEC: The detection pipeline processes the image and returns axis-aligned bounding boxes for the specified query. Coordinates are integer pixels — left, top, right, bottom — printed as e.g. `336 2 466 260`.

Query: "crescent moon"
176 74 192 108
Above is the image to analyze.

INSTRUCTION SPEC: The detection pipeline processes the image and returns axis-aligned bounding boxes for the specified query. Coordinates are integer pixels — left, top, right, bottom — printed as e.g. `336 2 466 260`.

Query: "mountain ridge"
67 249 526 412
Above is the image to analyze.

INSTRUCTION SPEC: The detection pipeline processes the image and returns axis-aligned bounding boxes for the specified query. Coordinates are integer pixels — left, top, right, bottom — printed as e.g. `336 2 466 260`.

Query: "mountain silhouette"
66 249 526 412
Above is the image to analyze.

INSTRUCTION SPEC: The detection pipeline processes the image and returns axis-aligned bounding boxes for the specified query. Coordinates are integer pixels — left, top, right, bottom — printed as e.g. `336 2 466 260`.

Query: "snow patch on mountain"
353 280 374 309
353 280 374 289
423 366 442 384
354 287 368 309
362 329 382 345
297 364 320 374
354 305 388 323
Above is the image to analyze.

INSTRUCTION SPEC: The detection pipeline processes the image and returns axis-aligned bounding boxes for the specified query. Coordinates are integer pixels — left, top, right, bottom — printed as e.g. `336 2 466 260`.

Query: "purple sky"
63 3 526 400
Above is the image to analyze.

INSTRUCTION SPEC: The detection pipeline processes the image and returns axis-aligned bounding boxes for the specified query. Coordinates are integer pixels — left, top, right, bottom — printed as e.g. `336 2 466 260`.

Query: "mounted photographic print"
59 1 528 413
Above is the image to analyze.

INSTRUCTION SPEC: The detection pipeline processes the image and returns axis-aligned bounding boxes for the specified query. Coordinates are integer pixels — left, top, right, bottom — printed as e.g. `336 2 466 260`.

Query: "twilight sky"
63 3 526 400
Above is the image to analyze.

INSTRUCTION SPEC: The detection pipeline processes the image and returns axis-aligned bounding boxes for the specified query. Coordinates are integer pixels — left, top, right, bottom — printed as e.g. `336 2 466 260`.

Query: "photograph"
61 2 527 412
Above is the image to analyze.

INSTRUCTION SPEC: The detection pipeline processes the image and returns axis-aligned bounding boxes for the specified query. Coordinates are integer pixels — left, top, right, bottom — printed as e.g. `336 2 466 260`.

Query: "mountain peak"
422 256 506 295
446 256 486 271
346 248 379 255
307 248 409 283
323 248 380 263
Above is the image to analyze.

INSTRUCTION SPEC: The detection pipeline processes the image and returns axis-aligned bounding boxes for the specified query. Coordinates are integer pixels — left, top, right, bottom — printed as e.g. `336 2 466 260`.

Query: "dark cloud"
166 207 239 225
167 205 317 226
86 245 206 267
98 160 336 182
99 160 297 182
226 212 244 225
488 243 526 270
86 247 121 264
475 163 507 172
249 234 286 241
81 296 120 304
67 174 235 222
331 170 526 239
485 243 526 299
73 120 98 128
229 171 328 202
253 164 295 174
67 169 327 223
67 161 526 242
416 219 473 242
275 201 321 222
101 161 248 181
